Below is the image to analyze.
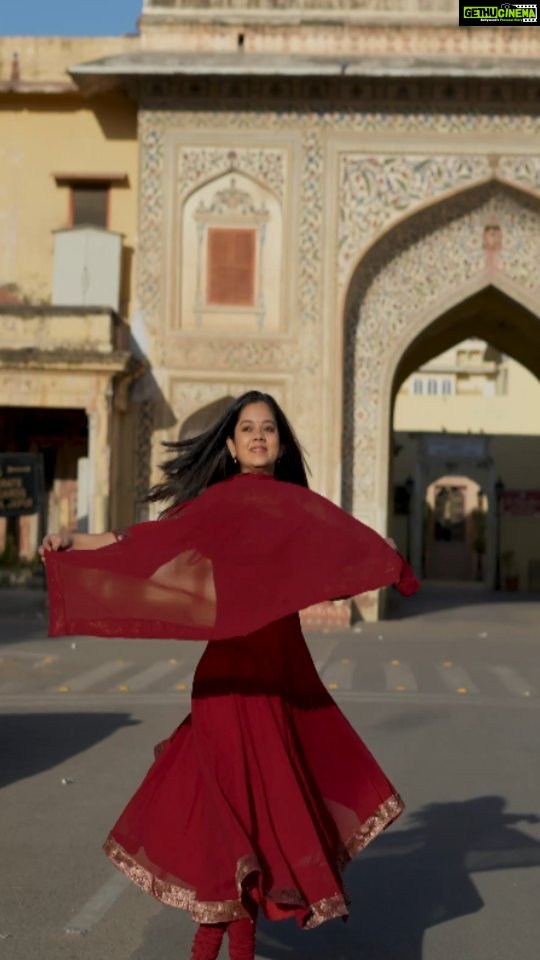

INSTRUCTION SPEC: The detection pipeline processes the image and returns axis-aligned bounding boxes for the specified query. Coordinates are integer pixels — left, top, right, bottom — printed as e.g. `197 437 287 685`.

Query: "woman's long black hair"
147 390 309 511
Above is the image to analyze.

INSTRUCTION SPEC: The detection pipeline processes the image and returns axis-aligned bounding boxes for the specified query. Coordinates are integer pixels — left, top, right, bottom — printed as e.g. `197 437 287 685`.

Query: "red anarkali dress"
45 474 418 929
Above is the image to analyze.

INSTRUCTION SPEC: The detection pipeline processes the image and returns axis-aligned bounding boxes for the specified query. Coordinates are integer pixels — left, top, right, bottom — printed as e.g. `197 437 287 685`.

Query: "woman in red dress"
42 390 418 960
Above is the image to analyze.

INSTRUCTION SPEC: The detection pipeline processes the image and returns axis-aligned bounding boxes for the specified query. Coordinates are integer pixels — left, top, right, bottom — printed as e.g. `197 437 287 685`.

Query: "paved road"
1 591 539 960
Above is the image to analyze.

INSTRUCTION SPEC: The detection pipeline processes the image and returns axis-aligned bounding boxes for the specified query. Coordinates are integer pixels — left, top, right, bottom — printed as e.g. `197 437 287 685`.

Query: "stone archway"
342 181 540 617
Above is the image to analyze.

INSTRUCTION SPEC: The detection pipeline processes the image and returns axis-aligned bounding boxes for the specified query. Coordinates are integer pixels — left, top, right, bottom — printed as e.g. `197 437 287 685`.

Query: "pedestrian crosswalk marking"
490 665 534 698
437 664 479 695
49 660 133 693
2 648 533 701
115 660 182 692
321 659 354 691
383 661 418 692
171 670 194 693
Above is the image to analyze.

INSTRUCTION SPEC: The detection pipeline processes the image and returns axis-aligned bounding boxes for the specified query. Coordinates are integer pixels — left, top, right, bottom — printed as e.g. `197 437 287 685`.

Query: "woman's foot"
227 917 256 960
190 922 226 960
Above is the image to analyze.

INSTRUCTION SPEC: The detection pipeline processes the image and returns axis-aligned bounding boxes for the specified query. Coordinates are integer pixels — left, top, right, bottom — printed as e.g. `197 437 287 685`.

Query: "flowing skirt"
104 615 403 928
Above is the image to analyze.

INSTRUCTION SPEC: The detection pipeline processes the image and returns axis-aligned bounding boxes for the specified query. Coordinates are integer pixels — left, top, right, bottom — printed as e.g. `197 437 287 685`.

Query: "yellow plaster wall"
0 36 138 85
394 359 540 436
0 91 138 314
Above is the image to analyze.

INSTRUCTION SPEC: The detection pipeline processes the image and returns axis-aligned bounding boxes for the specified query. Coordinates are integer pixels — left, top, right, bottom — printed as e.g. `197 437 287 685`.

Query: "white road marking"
64 872 130 935
170 670 194 692
320 659 355 691
1 690 539 711
49 660 132 693
312 636 344 675
437 663 479 694
114 660 182 692
490 665 534 698
383 660 418 692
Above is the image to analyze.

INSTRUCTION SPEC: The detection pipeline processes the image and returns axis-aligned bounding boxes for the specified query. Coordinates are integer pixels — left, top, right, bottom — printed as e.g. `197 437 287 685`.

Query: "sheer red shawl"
45 473 419 641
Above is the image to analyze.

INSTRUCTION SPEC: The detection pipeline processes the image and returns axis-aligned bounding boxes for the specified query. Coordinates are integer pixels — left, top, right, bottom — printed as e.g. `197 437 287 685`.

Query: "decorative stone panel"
138 104 540 500
338 154 492 287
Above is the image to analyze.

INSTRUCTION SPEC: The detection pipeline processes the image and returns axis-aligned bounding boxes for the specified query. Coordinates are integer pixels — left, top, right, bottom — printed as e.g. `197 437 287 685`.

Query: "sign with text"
501 489 540 517
424 435 488 459
459 3 538 24
0 454 45 518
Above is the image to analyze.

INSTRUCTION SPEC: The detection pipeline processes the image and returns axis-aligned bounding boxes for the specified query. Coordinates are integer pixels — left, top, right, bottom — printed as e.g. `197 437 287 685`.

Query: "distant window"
207 227 256 306
413 378 423 395
442 378 453 395
427 378 438 395
71 184 109 228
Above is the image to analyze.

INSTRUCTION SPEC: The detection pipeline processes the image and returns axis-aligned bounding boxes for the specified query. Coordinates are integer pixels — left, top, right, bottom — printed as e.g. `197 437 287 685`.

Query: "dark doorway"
0 406 88 560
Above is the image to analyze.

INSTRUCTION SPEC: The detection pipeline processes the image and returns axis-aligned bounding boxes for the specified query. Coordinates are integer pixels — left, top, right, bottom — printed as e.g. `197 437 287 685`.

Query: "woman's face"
226 401 282 475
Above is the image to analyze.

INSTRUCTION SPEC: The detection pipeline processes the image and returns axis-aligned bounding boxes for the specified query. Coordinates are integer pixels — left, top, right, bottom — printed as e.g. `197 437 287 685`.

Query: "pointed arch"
340 181 540 615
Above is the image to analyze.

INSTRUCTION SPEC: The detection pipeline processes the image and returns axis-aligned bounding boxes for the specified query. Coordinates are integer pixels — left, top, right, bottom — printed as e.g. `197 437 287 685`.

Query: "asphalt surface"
1 585 539 960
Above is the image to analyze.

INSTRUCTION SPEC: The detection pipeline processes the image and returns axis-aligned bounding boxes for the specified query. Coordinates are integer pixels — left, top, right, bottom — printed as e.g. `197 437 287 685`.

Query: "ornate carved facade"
2 2 540 613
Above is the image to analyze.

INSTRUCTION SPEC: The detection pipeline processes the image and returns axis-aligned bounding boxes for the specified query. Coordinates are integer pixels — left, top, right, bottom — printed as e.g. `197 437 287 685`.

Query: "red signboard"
501 489 540 517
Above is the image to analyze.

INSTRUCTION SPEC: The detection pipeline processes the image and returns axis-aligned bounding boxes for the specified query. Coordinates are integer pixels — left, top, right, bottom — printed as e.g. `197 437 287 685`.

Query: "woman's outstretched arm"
39 531 116 555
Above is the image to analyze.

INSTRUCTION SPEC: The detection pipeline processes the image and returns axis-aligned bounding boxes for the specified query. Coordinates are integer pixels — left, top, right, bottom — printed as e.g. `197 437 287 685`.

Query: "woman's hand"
39 533 73 557
39 531 116 557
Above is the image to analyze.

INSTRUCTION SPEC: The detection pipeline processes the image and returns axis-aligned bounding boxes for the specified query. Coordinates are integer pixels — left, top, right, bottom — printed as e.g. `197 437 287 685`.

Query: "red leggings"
190 917 256 960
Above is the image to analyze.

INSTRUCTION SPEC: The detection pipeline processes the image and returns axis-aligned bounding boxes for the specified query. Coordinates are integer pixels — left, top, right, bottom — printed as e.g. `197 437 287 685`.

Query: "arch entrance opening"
389 288 540 606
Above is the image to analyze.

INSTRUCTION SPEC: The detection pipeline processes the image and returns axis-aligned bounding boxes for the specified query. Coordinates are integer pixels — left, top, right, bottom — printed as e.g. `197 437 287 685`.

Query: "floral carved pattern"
178 147 286 201
338 154 492 286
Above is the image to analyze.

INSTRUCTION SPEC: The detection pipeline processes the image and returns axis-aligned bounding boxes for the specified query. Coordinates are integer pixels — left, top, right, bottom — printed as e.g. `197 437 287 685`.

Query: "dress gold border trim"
103 792 403 927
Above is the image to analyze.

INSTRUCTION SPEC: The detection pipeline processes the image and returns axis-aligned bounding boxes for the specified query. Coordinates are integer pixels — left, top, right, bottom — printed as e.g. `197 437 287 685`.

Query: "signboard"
424 435 489 460
501 489 540 518
0 454 45 518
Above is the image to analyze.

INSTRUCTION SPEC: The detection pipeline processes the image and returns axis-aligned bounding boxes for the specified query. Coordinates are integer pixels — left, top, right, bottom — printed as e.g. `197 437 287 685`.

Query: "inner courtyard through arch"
389 298 540 598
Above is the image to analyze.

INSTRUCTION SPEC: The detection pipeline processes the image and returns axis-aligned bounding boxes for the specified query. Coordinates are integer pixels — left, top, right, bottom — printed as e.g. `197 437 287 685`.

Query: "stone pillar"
86 381 112 533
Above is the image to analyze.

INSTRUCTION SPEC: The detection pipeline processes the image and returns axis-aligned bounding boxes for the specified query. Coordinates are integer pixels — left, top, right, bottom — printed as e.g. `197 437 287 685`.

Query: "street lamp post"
494 478 504 591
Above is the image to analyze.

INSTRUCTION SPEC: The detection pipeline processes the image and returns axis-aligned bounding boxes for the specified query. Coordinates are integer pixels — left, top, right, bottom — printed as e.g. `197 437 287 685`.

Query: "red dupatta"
45 473 419 641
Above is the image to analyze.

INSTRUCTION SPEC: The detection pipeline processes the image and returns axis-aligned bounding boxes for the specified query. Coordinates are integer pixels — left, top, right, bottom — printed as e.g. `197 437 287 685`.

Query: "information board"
0 454 45 518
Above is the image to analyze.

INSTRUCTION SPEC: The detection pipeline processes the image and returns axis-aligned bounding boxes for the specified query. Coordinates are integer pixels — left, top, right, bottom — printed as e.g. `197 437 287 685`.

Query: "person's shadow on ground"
254 795 540 959
141 795 540 959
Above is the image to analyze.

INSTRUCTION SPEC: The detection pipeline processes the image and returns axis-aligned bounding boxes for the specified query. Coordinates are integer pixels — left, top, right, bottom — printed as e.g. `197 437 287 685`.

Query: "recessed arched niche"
178 171 283 333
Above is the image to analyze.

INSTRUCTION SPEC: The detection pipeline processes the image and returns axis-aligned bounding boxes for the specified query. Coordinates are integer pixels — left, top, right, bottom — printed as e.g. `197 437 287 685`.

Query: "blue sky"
1 1 143 36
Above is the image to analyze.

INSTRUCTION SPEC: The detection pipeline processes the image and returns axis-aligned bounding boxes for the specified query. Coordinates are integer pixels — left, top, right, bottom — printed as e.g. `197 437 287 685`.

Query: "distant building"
1 1 540 614
393 341 540 591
